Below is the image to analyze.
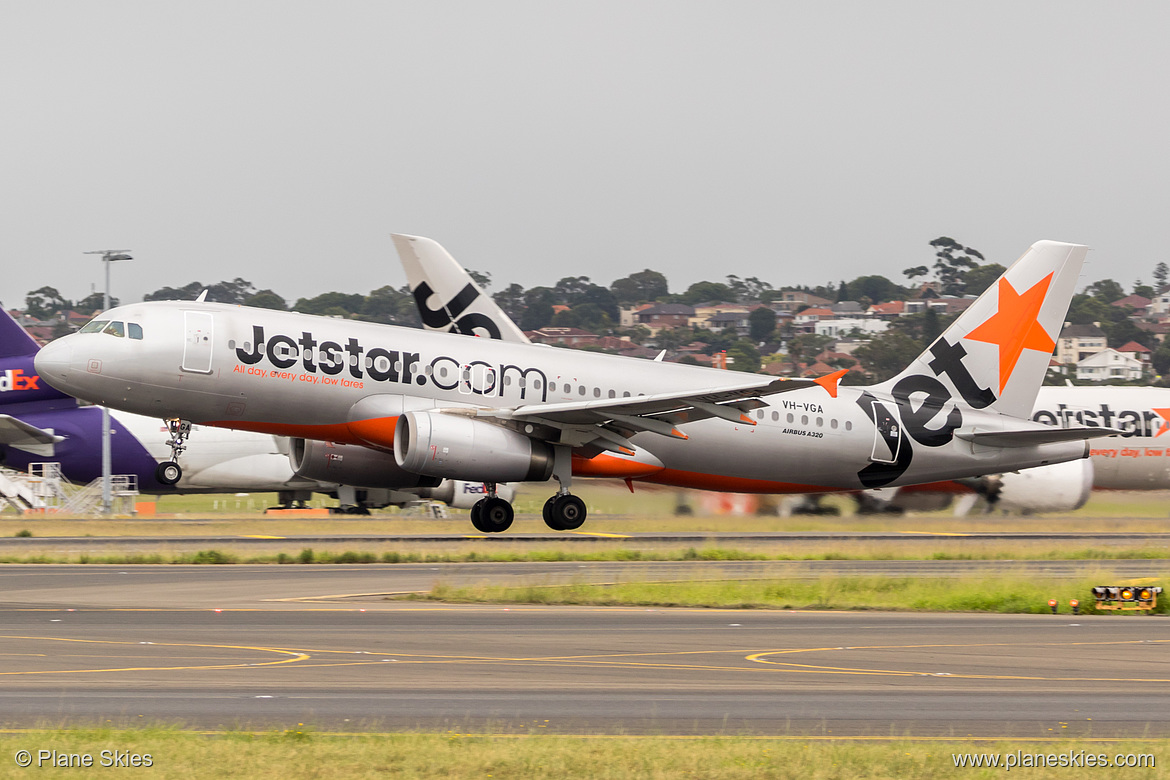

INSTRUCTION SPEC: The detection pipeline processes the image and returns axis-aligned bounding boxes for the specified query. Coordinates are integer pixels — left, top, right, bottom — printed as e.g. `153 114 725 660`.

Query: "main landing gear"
466 446 589 534
542 444 586 531
155 418 191 486
470 483 514 534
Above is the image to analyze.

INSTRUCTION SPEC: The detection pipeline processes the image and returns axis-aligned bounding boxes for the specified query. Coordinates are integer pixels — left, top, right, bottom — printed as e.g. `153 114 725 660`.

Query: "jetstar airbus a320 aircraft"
34 237 1117 533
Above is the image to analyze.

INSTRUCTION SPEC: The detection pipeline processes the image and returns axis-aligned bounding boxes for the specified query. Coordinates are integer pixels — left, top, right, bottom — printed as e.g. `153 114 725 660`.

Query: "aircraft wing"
474 374 839 450
0 414 64 455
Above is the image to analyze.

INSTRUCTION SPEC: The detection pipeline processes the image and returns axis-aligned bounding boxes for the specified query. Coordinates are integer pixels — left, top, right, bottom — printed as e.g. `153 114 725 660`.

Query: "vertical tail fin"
391 233 530 343
880 240 1088 420
0 310 42 359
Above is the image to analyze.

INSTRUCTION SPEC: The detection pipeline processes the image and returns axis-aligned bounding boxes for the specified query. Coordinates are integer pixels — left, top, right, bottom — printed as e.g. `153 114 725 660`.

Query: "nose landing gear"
470 482 514 534
155 418 191 486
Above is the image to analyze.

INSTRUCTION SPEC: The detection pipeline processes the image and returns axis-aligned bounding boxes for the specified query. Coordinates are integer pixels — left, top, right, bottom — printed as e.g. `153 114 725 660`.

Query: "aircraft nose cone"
33 339 74 391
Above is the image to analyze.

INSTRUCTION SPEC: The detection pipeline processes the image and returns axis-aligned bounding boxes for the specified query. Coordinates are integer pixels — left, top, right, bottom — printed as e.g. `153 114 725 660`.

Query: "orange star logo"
1153 408 1170 437
964 273 1055 393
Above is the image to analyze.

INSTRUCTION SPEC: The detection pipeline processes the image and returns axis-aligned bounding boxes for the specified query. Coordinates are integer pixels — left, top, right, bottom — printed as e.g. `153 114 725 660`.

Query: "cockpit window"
103 321 125 338
79 319 109 334
128 322 143 340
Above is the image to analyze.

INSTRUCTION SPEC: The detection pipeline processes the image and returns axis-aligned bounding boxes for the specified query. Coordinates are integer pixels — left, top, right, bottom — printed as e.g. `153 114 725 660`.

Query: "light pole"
84 250 132 514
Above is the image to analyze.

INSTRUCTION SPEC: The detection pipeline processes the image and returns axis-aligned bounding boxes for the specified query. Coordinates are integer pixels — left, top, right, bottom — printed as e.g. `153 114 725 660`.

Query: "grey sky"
3 2 1167 309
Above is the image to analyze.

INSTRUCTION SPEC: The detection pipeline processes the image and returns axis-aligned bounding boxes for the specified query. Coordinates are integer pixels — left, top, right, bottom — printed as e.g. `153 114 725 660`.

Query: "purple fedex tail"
0 311 68 405
0 309 41 358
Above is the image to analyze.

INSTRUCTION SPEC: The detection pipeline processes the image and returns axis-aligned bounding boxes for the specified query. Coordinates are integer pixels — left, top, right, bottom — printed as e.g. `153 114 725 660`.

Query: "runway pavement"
3 530 1170 548
0 564 1168 736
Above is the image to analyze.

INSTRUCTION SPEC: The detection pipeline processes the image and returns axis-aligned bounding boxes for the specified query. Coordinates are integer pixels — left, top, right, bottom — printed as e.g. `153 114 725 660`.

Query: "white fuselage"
35 301 1089 495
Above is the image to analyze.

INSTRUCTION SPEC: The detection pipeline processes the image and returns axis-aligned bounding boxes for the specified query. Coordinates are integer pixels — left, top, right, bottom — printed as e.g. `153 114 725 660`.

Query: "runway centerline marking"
748 639 1170 682
0 636 311 676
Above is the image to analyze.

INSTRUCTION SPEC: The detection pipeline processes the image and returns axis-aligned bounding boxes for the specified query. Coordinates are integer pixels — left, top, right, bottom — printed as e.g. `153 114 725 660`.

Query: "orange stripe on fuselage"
639 468 837 495
206 418 398 448
571 453 664 479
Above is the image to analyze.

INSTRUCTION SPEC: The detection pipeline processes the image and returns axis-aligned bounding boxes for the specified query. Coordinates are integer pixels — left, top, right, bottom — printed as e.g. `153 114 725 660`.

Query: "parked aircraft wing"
0 414 64 456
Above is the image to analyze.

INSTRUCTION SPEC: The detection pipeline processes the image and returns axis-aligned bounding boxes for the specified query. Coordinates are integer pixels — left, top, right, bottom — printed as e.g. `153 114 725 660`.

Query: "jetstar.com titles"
1034 403 1170 438
233 325 549 401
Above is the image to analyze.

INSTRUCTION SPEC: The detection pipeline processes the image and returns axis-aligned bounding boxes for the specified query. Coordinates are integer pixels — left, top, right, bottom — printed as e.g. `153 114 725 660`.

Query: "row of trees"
19 239 1170 382
24 237 1012 325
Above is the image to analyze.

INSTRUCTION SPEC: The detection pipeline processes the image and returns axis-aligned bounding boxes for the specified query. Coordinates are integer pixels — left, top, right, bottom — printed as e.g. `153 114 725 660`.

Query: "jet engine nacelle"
290 438 442 489
416 481 518 509
987 458 1094 514
394 410 554 483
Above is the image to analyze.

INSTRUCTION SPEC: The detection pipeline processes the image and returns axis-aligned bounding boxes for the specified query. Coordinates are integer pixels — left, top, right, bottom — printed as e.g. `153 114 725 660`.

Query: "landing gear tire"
543 494 586 531
470 496 514 533
155 461 182 485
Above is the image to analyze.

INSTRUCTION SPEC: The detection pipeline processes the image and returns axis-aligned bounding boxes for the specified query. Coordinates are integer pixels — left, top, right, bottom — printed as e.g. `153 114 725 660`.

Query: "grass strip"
0 545 1168 565
0 729 1165 779
413 575 1170 615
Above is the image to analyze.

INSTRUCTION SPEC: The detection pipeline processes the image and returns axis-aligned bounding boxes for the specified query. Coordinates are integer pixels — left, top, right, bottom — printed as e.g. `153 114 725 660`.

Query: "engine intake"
290 438 441 489
394 411 553 483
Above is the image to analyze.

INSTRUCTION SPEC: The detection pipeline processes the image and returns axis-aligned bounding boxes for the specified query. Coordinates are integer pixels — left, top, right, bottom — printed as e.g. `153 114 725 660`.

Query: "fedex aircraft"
398 236 1170 511
0 310 500 512
34 237 1117 533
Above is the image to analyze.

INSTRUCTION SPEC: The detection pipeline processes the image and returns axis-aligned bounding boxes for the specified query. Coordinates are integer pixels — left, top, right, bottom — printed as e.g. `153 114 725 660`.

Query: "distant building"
1111 295 1151 317
814 318 888 338
634 303 694 335
774 290 832 313
1116 340 1153 366
1138 321 1170 344
1056 322 1107 364
1150 293 1170 318
705 310 752 336
866 301 905 318
525 327 599 346
1076 348 1144 381
618 303 656 328
828 301 863 315
793 307 834 324
903 297 975 316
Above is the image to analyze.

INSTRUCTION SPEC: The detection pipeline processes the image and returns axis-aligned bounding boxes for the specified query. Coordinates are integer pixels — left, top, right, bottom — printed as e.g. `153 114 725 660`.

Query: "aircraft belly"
632 419 857 492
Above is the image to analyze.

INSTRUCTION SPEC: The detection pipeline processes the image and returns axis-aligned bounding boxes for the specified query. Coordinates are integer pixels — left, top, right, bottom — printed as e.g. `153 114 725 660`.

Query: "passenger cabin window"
103 321 125 338
128 323 143 340
79 320 109 334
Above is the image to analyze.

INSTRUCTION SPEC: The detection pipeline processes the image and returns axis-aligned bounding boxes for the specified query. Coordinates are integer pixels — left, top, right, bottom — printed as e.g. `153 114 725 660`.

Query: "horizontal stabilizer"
0 414 63 455
955 426 1123 448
